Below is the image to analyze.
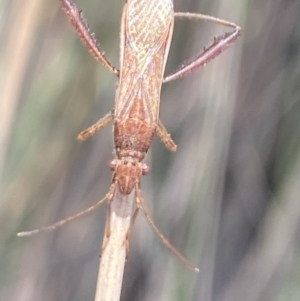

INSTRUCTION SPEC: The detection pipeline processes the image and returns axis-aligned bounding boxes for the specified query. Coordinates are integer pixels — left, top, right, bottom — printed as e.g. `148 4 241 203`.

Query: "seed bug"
18 0 241 271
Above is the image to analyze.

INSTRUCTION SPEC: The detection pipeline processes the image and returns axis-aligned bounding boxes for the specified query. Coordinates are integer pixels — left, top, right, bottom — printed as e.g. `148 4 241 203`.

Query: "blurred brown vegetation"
1 0 300 300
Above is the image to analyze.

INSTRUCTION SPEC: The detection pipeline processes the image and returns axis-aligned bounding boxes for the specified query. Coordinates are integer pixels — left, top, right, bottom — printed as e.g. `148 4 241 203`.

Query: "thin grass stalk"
94 187 135 301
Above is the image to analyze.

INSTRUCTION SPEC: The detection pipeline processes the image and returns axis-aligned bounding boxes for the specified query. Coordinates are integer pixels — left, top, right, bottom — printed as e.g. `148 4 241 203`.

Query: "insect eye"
109 159 117 171
142 164 150 175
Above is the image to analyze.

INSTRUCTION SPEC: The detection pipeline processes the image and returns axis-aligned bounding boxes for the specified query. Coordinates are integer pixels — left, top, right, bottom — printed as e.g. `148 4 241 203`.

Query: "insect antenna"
18 185 115 237
135 187 199 272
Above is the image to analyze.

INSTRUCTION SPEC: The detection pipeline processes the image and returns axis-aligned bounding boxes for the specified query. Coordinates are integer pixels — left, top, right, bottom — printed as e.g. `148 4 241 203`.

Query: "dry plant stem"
95 187 135 301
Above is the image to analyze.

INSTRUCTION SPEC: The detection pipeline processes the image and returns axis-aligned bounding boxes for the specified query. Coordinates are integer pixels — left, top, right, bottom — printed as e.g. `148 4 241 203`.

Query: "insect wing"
114 0 174 123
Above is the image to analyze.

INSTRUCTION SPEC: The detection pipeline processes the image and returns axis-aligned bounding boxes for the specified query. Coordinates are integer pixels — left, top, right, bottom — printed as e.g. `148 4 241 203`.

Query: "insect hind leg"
163 12 241 83
61 0 119 77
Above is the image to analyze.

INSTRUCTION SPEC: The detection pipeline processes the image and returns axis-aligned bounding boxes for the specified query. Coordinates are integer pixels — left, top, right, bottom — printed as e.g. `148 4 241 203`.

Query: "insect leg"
61 0 119 77
124 207 139 259
163 13 241 83
78 111 113 141
156 120 177 152
101 200 112 257
135 186 199 272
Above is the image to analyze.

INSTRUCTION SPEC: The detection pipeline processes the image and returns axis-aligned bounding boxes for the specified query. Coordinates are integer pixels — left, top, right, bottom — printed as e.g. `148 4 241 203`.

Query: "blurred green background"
1 0 300 300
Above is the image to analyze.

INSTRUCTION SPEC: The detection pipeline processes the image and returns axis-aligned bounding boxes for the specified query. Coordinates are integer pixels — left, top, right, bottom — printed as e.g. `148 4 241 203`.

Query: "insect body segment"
112 0 174 195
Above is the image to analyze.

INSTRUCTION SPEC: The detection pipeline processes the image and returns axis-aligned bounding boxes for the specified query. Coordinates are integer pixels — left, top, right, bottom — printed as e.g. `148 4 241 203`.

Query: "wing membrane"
115 0 174 123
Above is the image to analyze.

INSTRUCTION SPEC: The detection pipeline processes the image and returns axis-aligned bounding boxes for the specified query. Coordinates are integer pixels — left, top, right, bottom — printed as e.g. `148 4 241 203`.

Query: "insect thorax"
114 118 155 161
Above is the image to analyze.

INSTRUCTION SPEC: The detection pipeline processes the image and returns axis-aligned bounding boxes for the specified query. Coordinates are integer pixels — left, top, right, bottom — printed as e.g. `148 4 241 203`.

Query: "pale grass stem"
94 188 135 301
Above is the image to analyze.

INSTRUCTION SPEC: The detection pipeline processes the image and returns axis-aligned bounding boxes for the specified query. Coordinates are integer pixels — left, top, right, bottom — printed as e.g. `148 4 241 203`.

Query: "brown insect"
19 0 241 271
